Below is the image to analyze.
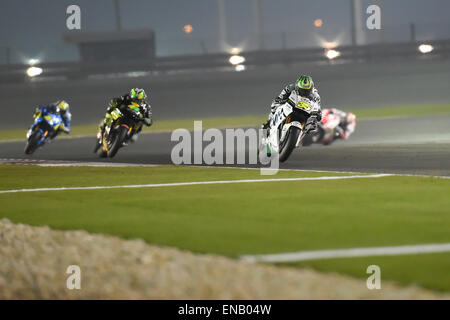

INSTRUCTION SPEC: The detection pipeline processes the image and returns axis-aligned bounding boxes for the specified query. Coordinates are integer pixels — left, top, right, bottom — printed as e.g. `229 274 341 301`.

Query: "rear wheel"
107 126 128 158
24 130 41 155
279 127 301 162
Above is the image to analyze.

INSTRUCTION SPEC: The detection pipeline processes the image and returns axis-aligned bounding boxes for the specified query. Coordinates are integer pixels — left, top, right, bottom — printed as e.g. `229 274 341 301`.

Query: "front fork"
27 121 38 138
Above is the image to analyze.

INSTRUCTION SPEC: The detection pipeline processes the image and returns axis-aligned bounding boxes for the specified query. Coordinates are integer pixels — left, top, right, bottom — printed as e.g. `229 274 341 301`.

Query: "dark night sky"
0 0 449 63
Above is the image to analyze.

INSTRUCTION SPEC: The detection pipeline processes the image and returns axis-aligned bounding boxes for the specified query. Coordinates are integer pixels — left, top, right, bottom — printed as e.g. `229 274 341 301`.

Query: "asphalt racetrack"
1 114 449 176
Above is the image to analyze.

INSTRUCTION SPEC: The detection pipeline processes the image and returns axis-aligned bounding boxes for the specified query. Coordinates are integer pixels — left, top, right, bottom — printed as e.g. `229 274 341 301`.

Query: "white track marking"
36 162 159 167
240 243 450 263
186 165 450 179
0 158 362 173
0 158 159 167
186 164 362 174
1 159 449 178
0 174 391 194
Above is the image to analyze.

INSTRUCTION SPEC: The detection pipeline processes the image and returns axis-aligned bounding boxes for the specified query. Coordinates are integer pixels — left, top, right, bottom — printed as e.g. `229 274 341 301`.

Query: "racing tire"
93 140 102 153
301 133 314 147
107 126 128 158
97 147 107 158
279 126 301 163
24 131 41 155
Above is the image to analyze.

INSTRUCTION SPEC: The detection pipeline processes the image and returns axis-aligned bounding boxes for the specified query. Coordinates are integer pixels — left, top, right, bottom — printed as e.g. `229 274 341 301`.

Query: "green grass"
2 103 449 142
348 103 450 119
0 164 354 190
0 165 449 292
282 253 450 292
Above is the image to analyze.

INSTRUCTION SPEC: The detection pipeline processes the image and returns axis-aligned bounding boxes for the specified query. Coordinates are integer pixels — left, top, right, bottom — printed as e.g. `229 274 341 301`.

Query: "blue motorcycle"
24 111 63 154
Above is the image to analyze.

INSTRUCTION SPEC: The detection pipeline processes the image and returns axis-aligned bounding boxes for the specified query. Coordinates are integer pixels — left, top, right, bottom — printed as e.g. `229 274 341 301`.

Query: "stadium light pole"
6 47 11 65
350 0 356 48
218 0 227 51
350 0 356 62
350 0 365 46
113 0 122 31
354 0 365 45
0 46 11 65
350 0 365 61
252 0 264 50
410 23 416 42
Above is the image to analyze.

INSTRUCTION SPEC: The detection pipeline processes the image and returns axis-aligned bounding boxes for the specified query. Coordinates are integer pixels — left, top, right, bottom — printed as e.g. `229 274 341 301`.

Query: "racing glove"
107 98 122 112
33 109 41 119
305 116 318 133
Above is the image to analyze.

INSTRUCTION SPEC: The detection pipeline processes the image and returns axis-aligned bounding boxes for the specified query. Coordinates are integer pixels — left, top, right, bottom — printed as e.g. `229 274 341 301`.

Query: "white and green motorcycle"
263 91 321 162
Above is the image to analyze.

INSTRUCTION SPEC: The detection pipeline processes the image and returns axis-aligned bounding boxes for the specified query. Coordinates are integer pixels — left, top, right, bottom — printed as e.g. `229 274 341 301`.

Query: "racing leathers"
29 104 71 138
322 108 356 140
265 83 322 131
99 93 153 138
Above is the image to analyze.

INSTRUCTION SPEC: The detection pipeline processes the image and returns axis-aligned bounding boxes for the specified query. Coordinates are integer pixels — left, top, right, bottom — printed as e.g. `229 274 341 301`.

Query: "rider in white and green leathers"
262 75 322 131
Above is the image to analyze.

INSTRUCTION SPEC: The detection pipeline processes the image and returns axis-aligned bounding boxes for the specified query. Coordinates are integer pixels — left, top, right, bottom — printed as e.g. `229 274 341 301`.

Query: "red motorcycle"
302 108 356 146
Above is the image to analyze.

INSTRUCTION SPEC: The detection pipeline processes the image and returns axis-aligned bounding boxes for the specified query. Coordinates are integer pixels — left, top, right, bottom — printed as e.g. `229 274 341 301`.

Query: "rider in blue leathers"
27 100 71 139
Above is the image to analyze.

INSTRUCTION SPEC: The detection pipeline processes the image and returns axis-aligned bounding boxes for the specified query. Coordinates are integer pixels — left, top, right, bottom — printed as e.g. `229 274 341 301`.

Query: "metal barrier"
1 39 449 84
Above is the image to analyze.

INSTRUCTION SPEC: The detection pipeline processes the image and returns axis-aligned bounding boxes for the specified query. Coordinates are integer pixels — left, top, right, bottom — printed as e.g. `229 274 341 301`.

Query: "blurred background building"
0 0 450 129
63 29 156 63
1 0 449 64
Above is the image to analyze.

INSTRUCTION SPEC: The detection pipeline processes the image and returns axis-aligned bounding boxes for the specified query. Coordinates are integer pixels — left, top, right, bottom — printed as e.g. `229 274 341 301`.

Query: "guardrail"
1 39 449 84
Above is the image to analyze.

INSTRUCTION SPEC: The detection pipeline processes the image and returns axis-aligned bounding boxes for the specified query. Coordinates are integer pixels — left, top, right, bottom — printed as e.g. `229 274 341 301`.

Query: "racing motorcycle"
94 101 148 158
24 111 63 154
262 91 321 162
301 109 356 146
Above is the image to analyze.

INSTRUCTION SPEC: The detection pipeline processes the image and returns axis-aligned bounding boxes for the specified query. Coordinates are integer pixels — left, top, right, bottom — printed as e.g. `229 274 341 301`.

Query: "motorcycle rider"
322 108 356 140
262 75 322 131
97 88 153 142
28 100 71 138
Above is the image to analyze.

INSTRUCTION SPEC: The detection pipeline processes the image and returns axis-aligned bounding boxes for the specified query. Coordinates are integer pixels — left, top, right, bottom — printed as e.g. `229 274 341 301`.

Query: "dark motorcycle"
94 102 148 158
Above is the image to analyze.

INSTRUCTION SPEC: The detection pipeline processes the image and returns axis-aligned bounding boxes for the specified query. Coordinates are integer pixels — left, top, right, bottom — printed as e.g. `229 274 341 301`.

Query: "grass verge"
0 164 449 292
349 103 450 119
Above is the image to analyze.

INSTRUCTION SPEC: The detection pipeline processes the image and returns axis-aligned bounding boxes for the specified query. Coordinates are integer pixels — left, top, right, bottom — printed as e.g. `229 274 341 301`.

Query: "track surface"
1 114 449 176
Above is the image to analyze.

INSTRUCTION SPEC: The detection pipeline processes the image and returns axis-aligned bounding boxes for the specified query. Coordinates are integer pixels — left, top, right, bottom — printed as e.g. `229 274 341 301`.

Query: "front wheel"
279 127 302 162
24 130 41 155
95 141 107 158
301 133 314 147
107 126 128 158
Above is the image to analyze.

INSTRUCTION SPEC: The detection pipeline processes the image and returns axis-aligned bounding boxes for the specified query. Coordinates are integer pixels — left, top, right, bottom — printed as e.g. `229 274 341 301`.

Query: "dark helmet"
130 88 147 101
48 104 59 114
296 75 314 97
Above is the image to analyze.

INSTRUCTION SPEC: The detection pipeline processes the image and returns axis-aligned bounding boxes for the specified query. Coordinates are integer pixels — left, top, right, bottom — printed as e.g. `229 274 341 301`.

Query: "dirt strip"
0 219 448 299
